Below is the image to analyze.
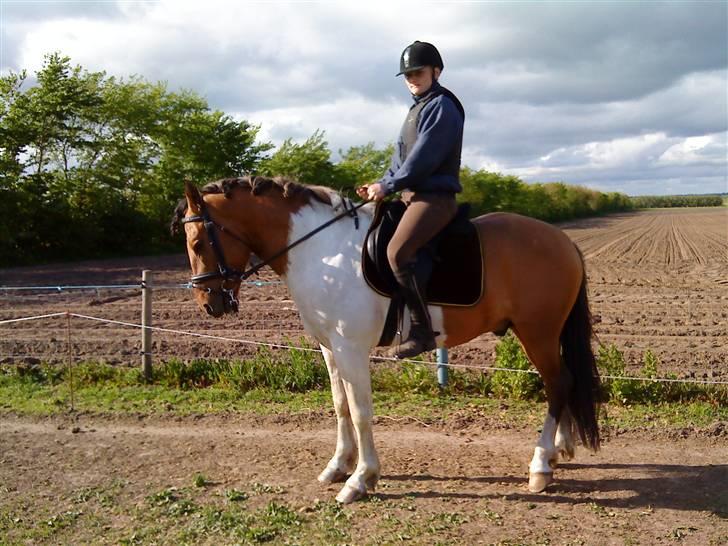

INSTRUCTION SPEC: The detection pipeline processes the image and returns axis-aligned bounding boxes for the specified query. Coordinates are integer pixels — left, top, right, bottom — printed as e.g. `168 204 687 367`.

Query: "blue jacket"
380 81 464 195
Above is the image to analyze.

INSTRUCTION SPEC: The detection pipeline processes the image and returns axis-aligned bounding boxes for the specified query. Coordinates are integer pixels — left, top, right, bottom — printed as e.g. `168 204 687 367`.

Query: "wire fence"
0 280 281 293
1 310 727 385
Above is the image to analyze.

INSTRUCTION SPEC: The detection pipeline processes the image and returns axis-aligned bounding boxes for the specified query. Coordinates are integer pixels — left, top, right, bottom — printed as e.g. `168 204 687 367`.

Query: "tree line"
2 54 634 266
630 194 724 208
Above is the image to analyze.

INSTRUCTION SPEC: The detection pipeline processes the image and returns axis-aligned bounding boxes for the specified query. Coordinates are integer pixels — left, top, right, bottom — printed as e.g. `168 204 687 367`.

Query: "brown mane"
171 175 336 235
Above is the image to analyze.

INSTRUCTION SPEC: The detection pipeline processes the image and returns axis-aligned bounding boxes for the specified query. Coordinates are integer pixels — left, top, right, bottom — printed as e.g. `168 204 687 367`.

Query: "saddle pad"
362 200 484 307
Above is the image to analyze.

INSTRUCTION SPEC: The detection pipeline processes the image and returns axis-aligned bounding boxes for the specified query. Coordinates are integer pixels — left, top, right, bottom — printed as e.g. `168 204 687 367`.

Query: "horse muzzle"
198 286 239 317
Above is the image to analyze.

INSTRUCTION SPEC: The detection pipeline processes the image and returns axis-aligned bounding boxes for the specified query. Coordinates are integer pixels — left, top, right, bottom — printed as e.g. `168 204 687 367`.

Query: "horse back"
475 211 583 310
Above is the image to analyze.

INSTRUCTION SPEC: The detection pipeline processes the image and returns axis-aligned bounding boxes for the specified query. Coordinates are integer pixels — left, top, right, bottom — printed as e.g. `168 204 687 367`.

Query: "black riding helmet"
396 41 444 76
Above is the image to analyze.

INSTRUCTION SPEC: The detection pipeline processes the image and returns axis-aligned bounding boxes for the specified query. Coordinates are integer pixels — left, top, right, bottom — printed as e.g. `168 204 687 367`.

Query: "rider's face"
403 66 440 96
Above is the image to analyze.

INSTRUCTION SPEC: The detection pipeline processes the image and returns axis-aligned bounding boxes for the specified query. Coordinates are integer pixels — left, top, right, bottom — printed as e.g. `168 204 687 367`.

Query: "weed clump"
491 334 543 400
154 339 328 392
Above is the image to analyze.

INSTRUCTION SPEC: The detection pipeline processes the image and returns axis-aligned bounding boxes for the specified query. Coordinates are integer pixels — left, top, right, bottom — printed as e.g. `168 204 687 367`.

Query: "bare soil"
1 413 727 545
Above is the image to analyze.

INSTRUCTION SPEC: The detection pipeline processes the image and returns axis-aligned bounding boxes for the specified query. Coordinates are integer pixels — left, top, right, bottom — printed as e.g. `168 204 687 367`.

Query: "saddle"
362 199 484 345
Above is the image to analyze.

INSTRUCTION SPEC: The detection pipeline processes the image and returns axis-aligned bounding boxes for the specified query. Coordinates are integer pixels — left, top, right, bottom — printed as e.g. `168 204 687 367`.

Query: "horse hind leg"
554 408 576 463
513 326 573 493
317 345 356 485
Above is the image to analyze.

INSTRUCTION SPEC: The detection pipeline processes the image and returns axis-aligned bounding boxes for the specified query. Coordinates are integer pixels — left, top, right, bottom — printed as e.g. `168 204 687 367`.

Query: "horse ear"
184 180 202 213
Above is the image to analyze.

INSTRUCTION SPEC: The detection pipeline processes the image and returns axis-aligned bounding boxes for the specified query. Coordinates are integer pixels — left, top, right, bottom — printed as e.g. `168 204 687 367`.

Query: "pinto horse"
172 175 601 504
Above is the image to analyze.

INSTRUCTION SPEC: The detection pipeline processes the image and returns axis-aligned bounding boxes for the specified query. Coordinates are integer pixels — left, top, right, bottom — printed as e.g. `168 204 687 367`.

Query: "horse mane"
170 175 343 235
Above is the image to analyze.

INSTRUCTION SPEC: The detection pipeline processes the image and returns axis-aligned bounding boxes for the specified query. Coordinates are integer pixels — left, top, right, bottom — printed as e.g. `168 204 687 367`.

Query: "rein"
181 196 366 305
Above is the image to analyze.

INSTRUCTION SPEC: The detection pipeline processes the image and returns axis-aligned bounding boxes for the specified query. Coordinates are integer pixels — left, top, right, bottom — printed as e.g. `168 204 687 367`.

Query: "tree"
261 130 336 186
0 53 271 264
333 142 394 190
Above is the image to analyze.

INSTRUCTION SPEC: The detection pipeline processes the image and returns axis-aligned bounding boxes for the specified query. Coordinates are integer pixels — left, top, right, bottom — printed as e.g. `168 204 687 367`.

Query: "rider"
357 41 465 359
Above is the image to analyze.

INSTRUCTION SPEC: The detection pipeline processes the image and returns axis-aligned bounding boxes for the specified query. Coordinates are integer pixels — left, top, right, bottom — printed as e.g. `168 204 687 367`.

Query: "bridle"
181 194 365 313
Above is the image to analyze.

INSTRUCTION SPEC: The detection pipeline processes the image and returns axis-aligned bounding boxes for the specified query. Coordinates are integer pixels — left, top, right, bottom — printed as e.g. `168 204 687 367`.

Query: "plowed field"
1 206 725 380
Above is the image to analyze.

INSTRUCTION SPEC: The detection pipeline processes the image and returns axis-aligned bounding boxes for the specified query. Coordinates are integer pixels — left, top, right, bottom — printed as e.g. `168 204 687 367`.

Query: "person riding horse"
357 41 465 359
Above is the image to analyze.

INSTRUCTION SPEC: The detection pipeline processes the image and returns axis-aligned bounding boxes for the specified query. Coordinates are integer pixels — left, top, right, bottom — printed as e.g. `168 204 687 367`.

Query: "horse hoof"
318 467 349 485
335 484 366 504
364 473 379 492
528 472 553 493
558 446 575 462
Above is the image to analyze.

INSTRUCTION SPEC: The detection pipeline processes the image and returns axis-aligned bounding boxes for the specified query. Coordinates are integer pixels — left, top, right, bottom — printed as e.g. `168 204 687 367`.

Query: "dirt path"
1 413 726 544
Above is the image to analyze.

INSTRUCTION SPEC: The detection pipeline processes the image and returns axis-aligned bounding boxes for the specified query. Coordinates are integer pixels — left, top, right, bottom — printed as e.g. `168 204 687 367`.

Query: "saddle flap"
365 200 406 289
362 199 484 309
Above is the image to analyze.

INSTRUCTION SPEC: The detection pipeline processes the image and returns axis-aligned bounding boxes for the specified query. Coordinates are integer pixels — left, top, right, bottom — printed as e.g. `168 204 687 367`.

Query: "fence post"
141 270 152 381
436 347 449 387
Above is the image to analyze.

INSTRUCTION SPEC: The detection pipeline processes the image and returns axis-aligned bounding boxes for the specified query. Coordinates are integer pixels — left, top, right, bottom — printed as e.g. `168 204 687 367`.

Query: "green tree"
333 142 394 190
0 53 271 264
261 129 336 186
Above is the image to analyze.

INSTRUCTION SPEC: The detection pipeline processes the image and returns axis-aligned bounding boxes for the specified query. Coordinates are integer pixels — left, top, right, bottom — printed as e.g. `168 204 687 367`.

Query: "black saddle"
363 199 484 307
362 199 484 347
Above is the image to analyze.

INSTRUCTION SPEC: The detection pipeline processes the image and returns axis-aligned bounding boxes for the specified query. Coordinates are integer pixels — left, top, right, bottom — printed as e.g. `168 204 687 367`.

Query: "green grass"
0 335 725 431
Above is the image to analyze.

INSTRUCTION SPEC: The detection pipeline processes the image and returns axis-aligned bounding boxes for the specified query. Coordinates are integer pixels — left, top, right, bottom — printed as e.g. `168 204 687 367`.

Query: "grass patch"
0 336 725 431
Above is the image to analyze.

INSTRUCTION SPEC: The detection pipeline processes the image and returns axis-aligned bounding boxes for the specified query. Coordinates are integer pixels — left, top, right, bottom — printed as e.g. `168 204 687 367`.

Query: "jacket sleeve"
380 96 463 195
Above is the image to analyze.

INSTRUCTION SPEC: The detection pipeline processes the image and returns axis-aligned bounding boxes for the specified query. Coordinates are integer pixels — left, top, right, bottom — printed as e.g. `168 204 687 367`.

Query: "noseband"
181 194 366 313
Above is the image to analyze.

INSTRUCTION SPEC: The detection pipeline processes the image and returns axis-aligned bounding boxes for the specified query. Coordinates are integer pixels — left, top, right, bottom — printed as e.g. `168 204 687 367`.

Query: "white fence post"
141 270 152 380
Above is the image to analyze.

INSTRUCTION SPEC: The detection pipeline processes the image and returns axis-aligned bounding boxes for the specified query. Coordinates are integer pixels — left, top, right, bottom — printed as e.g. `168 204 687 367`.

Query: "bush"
459 168 633 221
631 194 724 208
491 333 543 400
596 343 639 404
371 360 440 394
154 343 328 393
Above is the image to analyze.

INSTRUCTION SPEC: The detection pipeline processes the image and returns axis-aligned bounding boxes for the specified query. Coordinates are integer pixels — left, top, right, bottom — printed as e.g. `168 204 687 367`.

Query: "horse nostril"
204 304 214 315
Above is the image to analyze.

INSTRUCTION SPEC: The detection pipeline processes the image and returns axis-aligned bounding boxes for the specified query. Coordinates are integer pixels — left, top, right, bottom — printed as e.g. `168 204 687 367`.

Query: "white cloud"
2 0 726 195
236 93 405 159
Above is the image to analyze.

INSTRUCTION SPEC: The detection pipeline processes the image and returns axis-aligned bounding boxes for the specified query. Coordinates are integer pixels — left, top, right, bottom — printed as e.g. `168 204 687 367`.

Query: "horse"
172 175 601 504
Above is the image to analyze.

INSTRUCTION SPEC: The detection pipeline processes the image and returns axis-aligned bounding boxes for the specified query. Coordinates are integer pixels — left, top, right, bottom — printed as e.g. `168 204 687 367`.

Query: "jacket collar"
412 80 442 103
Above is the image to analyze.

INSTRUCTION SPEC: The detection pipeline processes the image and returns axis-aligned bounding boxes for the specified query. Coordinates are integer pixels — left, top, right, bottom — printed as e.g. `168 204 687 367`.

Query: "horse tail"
560 247 601 451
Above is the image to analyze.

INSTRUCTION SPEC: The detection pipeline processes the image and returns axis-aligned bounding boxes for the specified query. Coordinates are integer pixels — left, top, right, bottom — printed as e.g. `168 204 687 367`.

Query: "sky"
1 0 726 196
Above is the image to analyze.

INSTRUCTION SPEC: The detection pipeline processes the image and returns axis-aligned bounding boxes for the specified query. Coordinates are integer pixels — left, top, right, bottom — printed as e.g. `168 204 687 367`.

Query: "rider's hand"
365 183 386 202
356 185 370 199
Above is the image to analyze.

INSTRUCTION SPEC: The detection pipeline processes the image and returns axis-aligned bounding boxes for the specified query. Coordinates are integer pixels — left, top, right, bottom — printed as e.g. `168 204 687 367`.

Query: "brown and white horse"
173 175 601 504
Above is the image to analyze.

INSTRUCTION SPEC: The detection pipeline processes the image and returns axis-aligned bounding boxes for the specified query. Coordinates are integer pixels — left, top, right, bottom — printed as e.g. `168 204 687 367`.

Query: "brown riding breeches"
386 191 458 278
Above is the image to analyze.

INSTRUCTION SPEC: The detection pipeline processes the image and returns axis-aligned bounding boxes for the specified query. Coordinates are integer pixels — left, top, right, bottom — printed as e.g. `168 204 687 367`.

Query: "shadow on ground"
380 463 728 517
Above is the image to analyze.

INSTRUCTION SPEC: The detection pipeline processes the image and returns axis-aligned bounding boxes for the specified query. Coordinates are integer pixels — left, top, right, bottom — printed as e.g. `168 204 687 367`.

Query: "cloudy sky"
2 0 726 196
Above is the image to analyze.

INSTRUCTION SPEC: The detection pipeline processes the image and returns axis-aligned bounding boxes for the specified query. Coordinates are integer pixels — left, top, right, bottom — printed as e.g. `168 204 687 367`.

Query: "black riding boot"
392 264 437 359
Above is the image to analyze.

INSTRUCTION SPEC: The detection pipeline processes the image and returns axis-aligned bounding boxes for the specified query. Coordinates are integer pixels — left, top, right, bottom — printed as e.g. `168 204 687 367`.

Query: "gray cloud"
1 1 726 195
3 0 123 22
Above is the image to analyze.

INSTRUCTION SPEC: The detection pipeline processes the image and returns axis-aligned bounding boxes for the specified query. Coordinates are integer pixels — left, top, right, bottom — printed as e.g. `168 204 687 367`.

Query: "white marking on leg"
318 345 356 484
331 344 380 503
530 413 559 475
555 408 575 461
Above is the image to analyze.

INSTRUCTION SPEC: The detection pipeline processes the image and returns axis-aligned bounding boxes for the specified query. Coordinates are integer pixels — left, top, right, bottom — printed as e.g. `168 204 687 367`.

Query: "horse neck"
210 192 293 276
282 200 371 282
216 191 371 278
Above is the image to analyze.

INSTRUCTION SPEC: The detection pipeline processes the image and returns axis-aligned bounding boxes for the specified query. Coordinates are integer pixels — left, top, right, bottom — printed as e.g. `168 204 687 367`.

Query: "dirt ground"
1 413 726 545
0 207 726 544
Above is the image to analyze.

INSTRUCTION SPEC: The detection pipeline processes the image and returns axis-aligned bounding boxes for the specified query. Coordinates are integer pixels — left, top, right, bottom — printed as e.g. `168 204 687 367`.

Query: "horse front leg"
318 345 356 485
331 344 380 504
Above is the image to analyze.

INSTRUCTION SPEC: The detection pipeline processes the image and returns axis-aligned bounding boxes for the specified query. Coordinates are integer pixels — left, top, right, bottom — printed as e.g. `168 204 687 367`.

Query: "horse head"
173 175 328 318
175 180 253 317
